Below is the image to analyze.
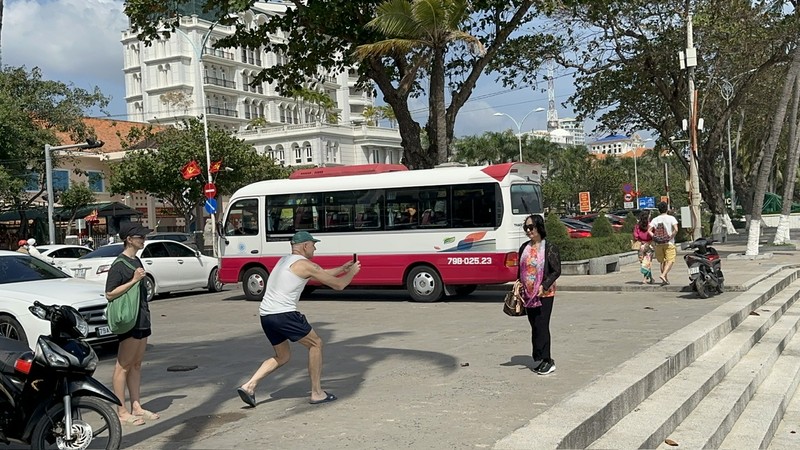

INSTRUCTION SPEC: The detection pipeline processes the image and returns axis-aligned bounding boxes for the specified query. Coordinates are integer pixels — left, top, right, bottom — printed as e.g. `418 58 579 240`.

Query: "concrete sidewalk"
483 240 799 293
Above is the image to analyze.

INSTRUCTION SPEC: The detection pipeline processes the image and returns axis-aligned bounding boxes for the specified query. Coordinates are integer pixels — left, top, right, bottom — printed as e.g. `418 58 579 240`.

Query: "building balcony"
204 76 236 89
203 47 235 61
206 106 239 118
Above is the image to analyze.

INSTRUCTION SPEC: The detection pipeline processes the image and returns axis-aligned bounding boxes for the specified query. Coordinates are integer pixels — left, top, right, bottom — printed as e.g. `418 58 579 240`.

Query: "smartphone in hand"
353 253 357 263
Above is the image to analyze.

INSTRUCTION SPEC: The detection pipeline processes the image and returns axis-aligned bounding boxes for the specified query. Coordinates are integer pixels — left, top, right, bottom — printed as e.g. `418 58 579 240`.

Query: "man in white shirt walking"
648 202 680 285
237 231 360 407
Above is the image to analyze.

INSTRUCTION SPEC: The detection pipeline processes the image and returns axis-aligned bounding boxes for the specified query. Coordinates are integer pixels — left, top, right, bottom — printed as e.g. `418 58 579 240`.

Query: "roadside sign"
624 201 635 209
204 198 217 214
661 196 670 204
623 193 633 202
622 183 633 193
579 191 591 213
204 183 217 199
638 196 656 209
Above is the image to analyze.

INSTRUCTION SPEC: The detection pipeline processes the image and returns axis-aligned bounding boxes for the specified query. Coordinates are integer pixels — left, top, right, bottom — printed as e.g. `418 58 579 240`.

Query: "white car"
0 251 116 349
34 244 93 272
63 241 223 301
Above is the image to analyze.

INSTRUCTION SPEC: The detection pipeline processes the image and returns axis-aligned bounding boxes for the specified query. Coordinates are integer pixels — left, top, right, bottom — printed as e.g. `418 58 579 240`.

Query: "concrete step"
767 364 800 449
588 280 800 449
721 328 800 449
494 268 800 449
657 301 800 449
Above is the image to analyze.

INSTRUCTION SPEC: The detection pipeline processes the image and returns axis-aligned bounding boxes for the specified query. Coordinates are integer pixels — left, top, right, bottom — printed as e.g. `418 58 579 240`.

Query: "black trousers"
525 296 554 362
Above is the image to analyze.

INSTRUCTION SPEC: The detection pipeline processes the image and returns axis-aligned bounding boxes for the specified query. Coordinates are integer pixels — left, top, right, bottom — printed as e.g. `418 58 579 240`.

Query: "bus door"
221 198 263 258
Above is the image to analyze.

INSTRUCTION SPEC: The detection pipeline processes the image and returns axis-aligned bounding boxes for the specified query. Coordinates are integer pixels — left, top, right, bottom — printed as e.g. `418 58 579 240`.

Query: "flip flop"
123 415 145 426
237 387 256 407
135 410 160 420
309 391 337 405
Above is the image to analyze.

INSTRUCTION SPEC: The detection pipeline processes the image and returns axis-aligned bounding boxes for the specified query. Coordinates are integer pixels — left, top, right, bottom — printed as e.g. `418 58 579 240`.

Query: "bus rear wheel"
243 267 268 301
406 266 444 303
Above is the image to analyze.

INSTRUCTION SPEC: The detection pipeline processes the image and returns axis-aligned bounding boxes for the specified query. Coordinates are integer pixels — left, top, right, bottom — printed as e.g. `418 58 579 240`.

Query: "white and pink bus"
218 162 543 302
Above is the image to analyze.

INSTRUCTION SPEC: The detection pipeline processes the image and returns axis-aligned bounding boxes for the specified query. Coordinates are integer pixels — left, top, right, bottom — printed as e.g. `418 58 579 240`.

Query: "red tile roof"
54 118 168 153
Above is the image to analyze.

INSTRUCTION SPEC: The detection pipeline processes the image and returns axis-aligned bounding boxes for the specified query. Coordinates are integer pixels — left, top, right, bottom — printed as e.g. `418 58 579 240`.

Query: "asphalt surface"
90 284 742 450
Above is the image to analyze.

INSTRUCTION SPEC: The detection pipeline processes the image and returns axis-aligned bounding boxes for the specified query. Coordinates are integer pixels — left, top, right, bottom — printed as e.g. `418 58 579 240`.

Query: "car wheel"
0 315 28 344
243 267 269 301
406 266 444 303
208 267 223 293
143 275 155 302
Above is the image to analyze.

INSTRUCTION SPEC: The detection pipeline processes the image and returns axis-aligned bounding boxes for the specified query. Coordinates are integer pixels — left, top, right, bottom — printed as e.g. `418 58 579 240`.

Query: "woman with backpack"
633 211 654 284
648 202 679 285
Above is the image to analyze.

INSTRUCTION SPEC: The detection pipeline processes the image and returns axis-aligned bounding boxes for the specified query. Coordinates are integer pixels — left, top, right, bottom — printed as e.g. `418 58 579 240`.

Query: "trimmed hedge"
591 214 614 237
621 212 636 233
552 233 632 262
545 213 570 241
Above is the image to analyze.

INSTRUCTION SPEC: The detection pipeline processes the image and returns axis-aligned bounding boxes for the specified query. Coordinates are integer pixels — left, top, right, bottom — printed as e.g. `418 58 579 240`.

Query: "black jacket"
517 240 562 291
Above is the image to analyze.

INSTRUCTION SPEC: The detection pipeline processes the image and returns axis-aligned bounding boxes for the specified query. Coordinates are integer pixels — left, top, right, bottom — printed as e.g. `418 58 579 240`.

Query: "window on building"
53 170 69 192
87 171 104 193
293 143 301 164
304 142 312 162
25 172 40 192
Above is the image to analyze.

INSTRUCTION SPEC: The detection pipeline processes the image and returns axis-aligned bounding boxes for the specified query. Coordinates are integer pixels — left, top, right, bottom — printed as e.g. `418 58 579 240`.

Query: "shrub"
621 212 636 234
545 213 569 242
591 214 614 238
557 234 632 261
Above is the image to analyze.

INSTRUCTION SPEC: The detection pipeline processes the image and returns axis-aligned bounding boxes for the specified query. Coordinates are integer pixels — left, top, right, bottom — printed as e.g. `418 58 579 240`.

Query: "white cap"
27 238 36 246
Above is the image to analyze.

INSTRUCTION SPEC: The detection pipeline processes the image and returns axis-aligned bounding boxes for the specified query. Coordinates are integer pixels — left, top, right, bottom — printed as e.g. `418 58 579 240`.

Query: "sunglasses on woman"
523 224 535 232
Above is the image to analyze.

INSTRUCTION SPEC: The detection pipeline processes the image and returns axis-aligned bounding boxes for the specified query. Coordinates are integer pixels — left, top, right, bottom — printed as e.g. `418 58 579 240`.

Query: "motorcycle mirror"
29 305 47 320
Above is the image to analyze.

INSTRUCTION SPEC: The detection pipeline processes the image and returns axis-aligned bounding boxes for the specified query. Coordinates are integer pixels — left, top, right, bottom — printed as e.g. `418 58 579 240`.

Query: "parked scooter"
0 301 121 449
683 237 725 298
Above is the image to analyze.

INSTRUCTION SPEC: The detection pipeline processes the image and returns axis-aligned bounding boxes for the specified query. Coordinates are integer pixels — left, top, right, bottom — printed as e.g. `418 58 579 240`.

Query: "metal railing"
206 106 239 117
204 76 236 89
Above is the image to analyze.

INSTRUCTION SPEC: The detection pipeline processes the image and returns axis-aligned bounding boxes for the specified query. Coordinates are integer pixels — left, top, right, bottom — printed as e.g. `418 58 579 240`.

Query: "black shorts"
260 311 313 346
118 328 152 342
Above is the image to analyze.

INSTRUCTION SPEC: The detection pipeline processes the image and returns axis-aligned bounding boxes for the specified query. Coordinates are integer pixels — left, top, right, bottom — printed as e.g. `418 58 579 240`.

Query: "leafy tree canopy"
109 118 289 225
124 0 562 169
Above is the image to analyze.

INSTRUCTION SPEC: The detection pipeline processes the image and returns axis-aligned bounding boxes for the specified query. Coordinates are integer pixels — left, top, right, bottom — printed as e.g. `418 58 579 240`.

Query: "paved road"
90 285 739 450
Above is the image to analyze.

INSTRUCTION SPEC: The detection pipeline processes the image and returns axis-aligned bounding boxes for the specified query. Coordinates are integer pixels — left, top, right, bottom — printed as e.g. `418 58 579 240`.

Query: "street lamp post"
494 107 545 162
175 17 229 257
45 139 104 244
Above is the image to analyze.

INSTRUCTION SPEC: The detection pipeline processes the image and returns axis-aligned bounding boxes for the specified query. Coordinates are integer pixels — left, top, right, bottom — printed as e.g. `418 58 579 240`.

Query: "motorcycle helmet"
27 238 36 246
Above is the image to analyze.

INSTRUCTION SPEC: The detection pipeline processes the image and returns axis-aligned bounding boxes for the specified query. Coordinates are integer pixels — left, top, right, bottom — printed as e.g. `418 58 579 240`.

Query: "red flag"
181 160 202 179
210 159 223 173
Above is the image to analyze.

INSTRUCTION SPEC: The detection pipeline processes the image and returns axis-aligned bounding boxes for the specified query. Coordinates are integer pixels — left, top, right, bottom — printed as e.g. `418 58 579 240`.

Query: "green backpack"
105 256 141 335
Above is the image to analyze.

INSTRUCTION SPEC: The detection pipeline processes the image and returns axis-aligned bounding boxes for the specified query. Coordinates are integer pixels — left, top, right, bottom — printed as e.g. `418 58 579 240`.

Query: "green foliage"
110 118 290 228
545 213 569 243
621 212 636 233
125 0 544 169
0 66 108 237
590 214 614 238
59 183 96 234
558 234 632 262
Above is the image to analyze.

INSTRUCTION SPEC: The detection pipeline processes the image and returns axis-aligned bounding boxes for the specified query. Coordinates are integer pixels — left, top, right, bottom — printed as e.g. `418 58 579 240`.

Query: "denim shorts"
260 311 313 346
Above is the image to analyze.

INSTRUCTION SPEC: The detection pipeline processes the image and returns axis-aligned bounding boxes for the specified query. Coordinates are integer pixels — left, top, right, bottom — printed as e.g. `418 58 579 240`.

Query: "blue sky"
3 0 593 138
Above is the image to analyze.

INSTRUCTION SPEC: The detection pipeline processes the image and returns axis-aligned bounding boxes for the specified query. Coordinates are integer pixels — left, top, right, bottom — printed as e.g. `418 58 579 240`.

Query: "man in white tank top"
237 231 360 407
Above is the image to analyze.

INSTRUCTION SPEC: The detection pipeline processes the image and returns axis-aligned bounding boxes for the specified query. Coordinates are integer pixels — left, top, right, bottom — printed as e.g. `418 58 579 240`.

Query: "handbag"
502 280 526 317
631 240 642 251
105 257 141 334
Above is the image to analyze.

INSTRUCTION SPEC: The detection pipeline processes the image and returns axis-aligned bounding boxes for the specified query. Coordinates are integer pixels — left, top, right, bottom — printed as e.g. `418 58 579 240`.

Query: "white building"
120 4 402 167
523 117 585 146
587 134 645 155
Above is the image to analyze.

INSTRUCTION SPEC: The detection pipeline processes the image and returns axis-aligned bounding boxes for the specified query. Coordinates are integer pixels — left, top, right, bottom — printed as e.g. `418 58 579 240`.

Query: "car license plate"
73 268 87 278
96 326 112 336
688 267 700 275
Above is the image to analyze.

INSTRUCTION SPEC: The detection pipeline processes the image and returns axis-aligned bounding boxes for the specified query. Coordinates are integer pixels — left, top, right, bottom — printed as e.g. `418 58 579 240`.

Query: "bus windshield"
510 183 543 215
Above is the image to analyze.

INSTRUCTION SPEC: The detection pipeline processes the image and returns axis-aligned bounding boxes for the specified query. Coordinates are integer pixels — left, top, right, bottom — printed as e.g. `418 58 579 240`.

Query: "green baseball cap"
291 231 321 244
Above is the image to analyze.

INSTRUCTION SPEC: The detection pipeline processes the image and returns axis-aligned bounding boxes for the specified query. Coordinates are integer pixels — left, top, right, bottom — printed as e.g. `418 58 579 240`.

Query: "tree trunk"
775 71 800 244
746 46 800 255
426 45 448 166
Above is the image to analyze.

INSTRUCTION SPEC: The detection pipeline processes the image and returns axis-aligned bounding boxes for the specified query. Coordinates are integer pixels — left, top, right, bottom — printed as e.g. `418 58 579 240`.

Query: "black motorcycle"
0 301 121 449
683 237 725 298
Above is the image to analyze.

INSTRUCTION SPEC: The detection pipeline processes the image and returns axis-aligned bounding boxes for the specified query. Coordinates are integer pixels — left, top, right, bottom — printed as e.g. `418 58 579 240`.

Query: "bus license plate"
96 326 112 336
688 267 700 275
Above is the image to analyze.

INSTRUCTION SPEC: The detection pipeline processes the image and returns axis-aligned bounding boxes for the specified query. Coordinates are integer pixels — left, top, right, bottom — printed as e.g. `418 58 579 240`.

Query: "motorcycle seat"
0 337 31 375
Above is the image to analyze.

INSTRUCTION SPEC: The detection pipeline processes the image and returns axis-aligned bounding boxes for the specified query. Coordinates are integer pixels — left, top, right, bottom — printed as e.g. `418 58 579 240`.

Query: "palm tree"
746 46 800 255
380 105 397 128
363 105 381 126
774 72 800 245
354 0 484 165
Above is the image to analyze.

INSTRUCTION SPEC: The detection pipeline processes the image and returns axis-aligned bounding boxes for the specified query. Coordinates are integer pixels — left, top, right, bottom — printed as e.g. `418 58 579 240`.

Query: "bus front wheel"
243 267 268 301
406 266 444 303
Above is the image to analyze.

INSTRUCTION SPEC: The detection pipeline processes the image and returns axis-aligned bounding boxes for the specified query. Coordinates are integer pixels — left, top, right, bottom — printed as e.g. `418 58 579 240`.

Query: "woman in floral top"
516 214 562 375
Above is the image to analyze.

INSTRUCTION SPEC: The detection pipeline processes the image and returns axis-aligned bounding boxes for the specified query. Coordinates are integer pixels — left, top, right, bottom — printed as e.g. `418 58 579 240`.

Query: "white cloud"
4 0 129 114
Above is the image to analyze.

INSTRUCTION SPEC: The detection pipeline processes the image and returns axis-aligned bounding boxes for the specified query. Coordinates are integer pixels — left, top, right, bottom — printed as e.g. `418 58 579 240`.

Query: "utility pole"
680 12 702 240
